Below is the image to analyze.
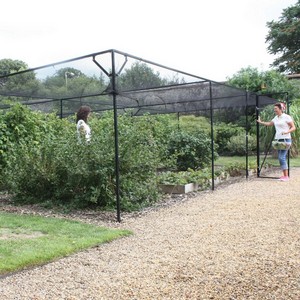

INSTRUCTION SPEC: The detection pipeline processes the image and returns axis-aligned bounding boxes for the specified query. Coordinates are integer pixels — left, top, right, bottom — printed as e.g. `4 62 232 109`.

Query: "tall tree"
0 58 29 87
0 59 39 98
117 62 167 91
227 66 296 99
0 58 28 76
266 1 300 73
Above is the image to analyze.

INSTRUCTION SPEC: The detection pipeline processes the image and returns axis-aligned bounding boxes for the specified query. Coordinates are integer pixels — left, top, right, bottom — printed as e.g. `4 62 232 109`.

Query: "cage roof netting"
0 49 278 116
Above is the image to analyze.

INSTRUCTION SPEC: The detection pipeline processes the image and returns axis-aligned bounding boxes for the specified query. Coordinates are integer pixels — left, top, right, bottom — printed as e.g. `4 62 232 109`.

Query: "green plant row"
0 105 215 211
2 103 296 211
157 161 258 186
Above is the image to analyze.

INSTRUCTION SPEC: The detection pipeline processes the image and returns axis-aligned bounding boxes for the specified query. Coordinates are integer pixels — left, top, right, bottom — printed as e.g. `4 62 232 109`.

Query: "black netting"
0 49 278 117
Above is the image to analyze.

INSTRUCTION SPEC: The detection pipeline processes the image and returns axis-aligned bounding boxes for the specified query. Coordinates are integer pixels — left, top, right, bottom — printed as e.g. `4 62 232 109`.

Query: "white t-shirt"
76 120 91 141
272 113 293 139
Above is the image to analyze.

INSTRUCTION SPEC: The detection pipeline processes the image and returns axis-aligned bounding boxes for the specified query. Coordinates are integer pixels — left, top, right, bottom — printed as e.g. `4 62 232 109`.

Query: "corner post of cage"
111 50 121 222
256 94 260 177
286 92 290 177
209 82 214 190
245 92 249 178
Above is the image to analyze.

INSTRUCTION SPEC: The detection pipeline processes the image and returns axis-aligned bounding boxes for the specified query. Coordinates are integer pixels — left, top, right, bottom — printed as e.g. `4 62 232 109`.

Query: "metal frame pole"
111 50 121 222
209 82 214 190
245 92 249 178
256 94 260 177
286 93 290 177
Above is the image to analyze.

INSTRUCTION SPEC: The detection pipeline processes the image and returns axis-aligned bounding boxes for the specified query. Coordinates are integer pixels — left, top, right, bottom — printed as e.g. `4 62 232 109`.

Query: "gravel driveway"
0 168 299 299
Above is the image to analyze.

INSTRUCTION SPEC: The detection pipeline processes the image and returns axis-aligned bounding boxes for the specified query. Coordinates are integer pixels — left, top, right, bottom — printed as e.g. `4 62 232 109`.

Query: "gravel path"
0 168 299 299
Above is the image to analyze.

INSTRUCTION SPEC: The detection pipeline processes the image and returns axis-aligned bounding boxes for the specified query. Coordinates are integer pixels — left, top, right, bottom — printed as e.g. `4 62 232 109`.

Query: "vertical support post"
256 95 260 177
245 92 249 178
286 93 290 177
111 50 121 222
209 82 214 190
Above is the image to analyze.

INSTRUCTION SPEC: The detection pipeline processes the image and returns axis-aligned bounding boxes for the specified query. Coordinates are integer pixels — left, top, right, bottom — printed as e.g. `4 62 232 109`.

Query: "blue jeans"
277 139 291 170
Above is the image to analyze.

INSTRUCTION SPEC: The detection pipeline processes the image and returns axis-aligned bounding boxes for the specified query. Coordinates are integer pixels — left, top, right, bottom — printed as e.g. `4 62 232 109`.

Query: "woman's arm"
282 121 296 135
257 116 274 126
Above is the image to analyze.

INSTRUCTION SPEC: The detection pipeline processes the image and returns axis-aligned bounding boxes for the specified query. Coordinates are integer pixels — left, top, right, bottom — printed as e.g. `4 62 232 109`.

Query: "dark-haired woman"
257 102 296 181
76 106 91 142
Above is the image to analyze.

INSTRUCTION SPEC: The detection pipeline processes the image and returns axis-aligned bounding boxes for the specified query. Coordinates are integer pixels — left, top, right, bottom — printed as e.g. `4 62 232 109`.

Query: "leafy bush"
158 168 211 186
0 104 66 188
3 105 246 211
226 133 257 156
257 105 276 153
224 160 257 177
289 99 300 156
176 115 211 134
166 130 216 171
215 123 244 154
2 109 175 211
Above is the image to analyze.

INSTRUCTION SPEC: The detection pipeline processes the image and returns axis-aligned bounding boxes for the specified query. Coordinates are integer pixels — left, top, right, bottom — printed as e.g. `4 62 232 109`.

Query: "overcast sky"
0 0 297 81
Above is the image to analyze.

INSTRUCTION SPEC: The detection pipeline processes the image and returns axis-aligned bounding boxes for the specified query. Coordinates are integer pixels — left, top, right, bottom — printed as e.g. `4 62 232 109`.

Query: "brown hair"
76 106 91 123
274 102 286 111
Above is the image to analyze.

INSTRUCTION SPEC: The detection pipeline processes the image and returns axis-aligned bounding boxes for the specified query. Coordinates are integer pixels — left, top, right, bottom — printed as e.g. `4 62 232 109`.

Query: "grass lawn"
0 212 131 275
216 155 300 168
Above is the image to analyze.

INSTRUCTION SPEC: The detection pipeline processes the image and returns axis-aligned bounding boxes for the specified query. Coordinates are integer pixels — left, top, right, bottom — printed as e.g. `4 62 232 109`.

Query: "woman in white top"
257 102 296 181
76 106 92 142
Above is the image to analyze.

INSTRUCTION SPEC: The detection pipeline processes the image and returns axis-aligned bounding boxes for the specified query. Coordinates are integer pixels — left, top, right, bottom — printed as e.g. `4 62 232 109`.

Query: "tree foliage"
0 59 38 96
227 66 296 99
43 67 107 100
266 0 300 73
227 66 263 92
117 62 167 90
0 59 28 76
289 78 300 98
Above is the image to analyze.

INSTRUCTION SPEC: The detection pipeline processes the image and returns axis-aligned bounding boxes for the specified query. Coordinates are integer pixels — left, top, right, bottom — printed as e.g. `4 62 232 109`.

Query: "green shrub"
158 168 211 186
225 160 257 177
0 104 66 188
289 99 300 157
226 133 257 156
3 109 174 211
257 105 276 153
166 130 216 171
3 106 241 211
176 115 211 134
215 123 244 154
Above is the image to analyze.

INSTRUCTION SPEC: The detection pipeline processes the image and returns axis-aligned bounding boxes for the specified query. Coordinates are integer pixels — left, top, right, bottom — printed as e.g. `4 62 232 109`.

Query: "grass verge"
216 155 300 168
0 212 131 275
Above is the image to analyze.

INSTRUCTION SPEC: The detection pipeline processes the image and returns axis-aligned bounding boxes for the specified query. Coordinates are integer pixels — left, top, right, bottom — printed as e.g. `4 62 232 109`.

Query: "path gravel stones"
0 168 299 299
